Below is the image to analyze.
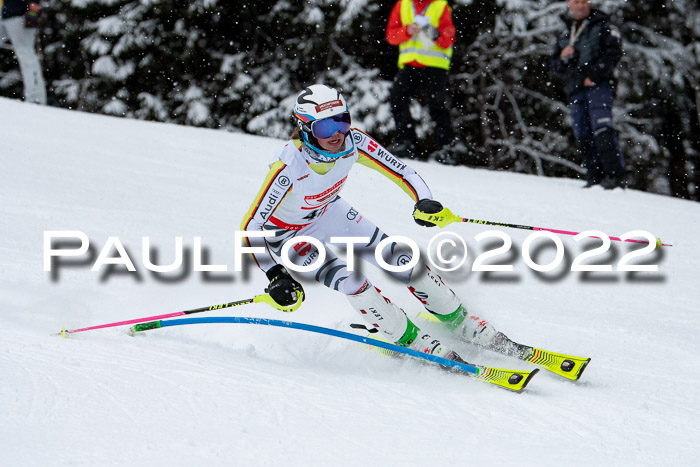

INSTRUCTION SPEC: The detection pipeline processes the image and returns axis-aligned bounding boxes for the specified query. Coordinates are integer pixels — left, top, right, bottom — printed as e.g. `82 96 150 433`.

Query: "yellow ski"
417 312 591 381
520 348 590 381
475 366 539 392
351 324 538 392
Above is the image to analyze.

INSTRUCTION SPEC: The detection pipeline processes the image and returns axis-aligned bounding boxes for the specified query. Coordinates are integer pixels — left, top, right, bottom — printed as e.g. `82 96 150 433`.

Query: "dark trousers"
389 66 454 148
569 83 625 183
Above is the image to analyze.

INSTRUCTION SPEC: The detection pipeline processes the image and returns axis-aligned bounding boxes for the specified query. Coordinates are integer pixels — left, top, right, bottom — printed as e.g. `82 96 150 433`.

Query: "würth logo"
368 141 378 153
315 100 343 112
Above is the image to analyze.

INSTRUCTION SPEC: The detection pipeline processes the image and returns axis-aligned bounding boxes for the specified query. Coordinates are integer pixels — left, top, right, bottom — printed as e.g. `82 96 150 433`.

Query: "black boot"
601 175 626 190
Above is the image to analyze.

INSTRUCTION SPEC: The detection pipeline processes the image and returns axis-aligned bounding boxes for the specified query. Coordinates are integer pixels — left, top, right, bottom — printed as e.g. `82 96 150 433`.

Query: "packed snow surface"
1 97 699 466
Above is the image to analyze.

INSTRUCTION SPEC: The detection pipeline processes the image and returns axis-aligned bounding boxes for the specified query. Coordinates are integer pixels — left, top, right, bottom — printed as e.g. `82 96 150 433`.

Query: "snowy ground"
1 97 699 466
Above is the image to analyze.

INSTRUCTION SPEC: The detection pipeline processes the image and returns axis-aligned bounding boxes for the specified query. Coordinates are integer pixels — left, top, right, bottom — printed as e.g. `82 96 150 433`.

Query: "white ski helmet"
292 84 353 160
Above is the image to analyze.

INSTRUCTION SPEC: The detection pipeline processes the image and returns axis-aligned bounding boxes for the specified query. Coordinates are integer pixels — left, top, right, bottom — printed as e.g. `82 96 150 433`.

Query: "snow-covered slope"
1 97 699 466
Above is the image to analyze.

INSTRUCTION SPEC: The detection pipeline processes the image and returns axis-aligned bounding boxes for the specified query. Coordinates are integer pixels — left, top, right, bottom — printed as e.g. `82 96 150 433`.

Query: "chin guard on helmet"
299 131 355 162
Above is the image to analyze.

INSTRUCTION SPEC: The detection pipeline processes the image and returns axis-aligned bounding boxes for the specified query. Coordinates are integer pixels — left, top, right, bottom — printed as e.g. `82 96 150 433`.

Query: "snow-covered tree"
1 0 696 200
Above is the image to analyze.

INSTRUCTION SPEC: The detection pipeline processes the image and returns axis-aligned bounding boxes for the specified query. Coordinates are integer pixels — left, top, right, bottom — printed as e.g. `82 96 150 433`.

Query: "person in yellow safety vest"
386 0 460 165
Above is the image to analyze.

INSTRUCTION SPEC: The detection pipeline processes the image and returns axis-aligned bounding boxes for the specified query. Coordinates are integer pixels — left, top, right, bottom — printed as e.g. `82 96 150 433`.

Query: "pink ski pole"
55 293 302 337
414 208 672 248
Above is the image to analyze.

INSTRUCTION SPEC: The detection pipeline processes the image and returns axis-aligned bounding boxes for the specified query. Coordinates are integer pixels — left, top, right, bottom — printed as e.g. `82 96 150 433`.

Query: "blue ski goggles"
311 112 351 139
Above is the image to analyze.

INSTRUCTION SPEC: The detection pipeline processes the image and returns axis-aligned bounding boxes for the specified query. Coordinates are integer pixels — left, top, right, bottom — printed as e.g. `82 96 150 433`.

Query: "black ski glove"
266 264 305 306
413 198 443 227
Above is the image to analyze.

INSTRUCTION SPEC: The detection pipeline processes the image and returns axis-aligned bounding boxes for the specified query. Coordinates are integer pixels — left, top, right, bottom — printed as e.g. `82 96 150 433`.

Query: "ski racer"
240 83 519 363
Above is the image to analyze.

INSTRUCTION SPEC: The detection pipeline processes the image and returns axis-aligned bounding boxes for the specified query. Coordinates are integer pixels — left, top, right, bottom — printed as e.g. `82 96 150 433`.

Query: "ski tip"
518 368 539 391
528 347 591 381
556 356 591 381
54 328 70 338
500 368 539 392
574 358 591 381
479 367 539 392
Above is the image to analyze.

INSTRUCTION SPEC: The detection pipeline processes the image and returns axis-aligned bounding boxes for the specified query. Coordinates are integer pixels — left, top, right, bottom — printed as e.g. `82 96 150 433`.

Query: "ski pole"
55 291 303 337
127 316 542 392
414 207 672 248
128 316 480 375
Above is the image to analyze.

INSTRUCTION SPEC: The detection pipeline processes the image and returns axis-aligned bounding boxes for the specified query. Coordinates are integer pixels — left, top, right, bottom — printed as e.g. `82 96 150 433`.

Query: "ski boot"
347 284 462 362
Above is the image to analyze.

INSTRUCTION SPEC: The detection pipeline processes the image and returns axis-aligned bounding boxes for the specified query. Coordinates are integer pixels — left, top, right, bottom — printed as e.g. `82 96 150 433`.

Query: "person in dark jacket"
0 0 46 104
551 0 625 189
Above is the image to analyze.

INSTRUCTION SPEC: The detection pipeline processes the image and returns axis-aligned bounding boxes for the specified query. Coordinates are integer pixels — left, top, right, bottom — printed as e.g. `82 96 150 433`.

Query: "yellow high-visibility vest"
398 0 453 70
